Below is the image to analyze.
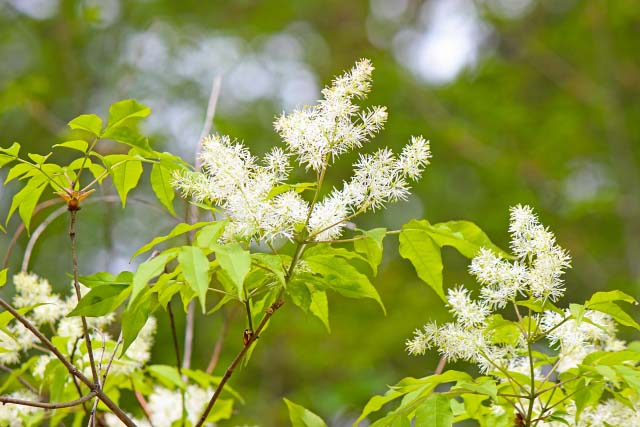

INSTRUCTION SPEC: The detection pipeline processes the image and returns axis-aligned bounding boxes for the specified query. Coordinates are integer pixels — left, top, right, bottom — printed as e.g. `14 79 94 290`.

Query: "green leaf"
68 114 102 136
425 219 510 258
355 371 471 425
284 398 328 427
53 140 89 153
0 143 20 168
615 365 640 394
415 395 453 427
354 228 386 275
102 126 152 151
399 226 444 300
267 182 316 199
178 246 210 311
573 379 603 421
6 175 45 225
0 142 20 157
131 251 177 306
570 303 586 323
309 289 330 332
195 221 227 249
484 315 521 345
68 284 130 317
5 162 33 183
451 380 497 399
121 289 158 355
18 182 47 232
587 301 640 330
0 269 6 287
131 222 210 260
150 163 176 215
104 154 143 207
586 291 637 306
582 350 640 366
251 253 287 286
214 243 251 300
27 152 52 164
303 254 385 314
287 274 330 331
106 99 151 130
77 271 133 288
147 365 185 389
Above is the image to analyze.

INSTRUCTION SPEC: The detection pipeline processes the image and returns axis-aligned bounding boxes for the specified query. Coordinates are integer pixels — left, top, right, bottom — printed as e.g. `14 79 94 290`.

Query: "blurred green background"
1 0 639 425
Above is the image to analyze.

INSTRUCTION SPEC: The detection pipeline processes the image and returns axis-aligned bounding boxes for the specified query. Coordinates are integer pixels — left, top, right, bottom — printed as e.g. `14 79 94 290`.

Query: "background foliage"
1 0 639 425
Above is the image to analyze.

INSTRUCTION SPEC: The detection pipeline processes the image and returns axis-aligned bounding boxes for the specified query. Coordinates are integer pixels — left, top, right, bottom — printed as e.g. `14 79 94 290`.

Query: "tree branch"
68 209 100 388
194 297 284 427
0 297 137 427
0 391 96 409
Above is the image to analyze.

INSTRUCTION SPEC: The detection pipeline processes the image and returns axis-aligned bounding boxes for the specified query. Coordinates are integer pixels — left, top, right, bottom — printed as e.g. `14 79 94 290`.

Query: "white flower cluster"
274 59 387 172
0 272 157 425
406 205 636 424
173 135 309 241
470 204 571 307
0 391 40 427
103 385 216 427
541 308 624 372
406 206 623 370
174 59 431 243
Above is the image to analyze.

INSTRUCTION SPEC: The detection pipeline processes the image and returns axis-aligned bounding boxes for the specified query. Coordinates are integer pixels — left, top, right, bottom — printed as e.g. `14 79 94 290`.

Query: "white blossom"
146 385 217 427
274 59 386 171
0 391 40 427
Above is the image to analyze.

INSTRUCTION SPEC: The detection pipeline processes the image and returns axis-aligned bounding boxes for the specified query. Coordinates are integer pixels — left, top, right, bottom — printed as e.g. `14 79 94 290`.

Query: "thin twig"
183 75 222 375
434 356 447 375
194 297 284 427
206 311 231 374
0 391 96 409
167 302 183 373
69 209 100 388
69 336 90 413
0 365 38 394
101 335 122 387
131 379 155 427
0 297 136 427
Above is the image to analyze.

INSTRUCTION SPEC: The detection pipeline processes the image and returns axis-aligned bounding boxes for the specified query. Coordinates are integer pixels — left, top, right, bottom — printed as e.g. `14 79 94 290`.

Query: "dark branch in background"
0 365 37 394
167 302 183 372
131 379 155 427
69 336 90 413
206 310 232 374
0 297 137 427
194 297 284 427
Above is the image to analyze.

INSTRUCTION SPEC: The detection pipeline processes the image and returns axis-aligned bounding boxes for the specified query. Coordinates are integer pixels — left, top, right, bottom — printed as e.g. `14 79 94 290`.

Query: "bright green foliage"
399 219 505 300
284 399 328 427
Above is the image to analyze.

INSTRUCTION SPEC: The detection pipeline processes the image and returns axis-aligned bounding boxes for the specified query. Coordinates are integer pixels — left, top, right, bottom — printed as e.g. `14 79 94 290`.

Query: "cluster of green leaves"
1 99 186 234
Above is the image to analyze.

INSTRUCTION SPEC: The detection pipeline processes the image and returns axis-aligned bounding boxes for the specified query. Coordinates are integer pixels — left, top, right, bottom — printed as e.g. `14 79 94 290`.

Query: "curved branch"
0 391 96 409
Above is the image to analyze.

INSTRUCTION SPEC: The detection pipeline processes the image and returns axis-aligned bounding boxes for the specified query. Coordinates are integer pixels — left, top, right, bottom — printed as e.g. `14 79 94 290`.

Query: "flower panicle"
174 59 431 244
